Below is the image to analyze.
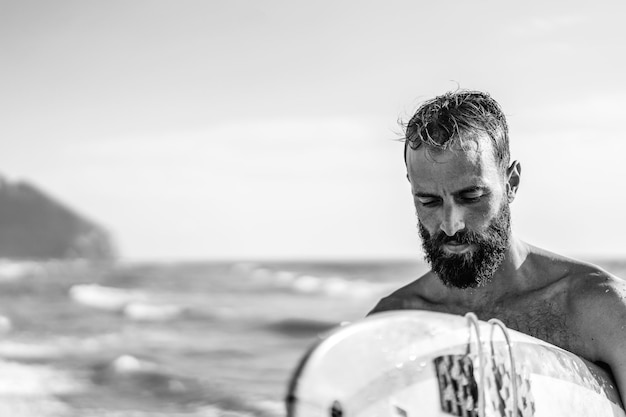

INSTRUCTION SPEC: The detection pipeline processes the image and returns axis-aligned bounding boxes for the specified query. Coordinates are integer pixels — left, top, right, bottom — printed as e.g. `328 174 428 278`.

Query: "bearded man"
368 89 626 405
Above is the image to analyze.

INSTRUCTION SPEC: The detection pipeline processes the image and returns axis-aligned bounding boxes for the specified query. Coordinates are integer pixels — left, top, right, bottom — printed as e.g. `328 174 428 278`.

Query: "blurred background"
1 0 625 415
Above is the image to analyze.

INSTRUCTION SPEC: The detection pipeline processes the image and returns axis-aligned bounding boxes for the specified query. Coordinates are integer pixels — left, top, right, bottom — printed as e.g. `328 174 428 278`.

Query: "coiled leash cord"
489 318 519 417
465 313 518 417
465 313 486 417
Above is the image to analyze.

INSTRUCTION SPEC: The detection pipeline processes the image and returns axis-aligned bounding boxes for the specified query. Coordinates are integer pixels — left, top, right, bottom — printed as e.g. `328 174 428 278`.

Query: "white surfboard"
286 311 625 417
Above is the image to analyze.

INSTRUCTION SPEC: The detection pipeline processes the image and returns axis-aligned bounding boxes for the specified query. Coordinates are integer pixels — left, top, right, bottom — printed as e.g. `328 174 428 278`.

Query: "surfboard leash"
488 318 519 417
465 312 486 417
464 314 521 417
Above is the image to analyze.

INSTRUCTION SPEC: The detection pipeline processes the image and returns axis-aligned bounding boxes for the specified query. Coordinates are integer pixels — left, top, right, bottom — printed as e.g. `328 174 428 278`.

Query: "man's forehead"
406 135 501 189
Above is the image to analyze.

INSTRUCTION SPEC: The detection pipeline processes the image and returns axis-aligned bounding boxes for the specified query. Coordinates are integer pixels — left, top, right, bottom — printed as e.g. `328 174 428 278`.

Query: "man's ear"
506 160 521 203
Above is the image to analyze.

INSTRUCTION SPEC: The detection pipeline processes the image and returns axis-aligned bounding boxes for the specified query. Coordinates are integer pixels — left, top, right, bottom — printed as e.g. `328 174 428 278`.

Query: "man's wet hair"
404 90 510 171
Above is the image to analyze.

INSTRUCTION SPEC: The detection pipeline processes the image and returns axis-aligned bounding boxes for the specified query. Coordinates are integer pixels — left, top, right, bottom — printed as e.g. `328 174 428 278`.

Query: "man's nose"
440 204 465 236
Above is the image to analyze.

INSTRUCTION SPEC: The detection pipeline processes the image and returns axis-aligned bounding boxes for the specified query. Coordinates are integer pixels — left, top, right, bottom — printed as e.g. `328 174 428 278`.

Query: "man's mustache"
427 229 485 246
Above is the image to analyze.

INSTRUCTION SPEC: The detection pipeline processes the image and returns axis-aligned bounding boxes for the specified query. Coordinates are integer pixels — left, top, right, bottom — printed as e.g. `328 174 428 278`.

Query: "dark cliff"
0 177 116 260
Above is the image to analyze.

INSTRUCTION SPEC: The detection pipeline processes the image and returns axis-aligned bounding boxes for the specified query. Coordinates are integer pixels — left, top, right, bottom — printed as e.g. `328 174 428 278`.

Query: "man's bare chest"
474 298 573 351
420 291 586 357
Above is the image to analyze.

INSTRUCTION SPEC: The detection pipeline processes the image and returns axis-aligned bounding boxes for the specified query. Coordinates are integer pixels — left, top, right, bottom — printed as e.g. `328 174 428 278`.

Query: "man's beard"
418 203 511 289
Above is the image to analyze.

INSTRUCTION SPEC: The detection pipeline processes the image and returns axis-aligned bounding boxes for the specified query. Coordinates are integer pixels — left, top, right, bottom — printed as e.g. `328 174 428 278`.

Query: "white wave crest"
123 302 185 321
69 284 147 311
249 267 395 298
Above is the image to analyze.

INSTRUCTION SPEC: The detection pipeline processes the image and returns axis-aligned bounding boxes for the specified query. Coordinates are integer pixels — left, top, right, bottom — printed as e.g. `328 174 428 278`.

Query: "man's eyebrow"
414 186 488 198
453 186 487 196
414 191 439 198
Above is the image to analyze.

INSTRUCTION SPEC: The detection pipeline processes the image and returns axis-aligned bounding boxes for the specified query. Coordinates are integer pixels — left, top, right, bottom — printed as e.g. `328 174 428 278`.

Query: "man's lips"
442 241 473 254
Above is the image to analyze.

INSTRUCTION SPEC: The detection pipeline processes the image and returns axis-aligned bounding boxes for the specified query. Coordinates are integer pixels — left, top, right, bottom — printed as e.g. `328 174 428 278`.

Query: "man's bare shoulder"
525 247 623 318
562 262 626 404
525 244 602 276
567 264 626 337
367 272 437 316
521 245 617 290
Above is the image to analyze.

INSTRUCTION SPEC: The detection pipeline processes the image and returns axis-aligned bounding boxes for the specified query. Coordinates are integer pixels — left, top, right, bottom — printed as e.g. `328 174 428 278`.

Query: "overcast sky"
1 0 625 261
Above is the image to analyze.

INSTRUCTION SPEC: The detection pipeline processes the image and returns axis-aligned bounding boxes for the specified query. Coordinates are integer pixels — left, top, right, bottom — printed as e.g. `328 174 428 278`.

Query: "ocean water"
0 258 624 416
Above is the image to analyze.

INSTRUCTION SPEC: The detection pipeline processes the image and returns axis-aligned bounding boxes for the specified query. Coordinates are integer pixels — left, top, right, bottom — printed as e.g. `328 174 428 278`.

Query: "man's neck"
436 236 531 310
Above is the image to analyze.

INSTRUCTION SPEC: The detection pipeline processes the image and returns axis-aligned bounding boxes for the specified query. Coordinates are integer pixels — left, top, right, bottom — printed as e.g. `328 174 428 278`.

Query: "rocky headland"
0 176 116 261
